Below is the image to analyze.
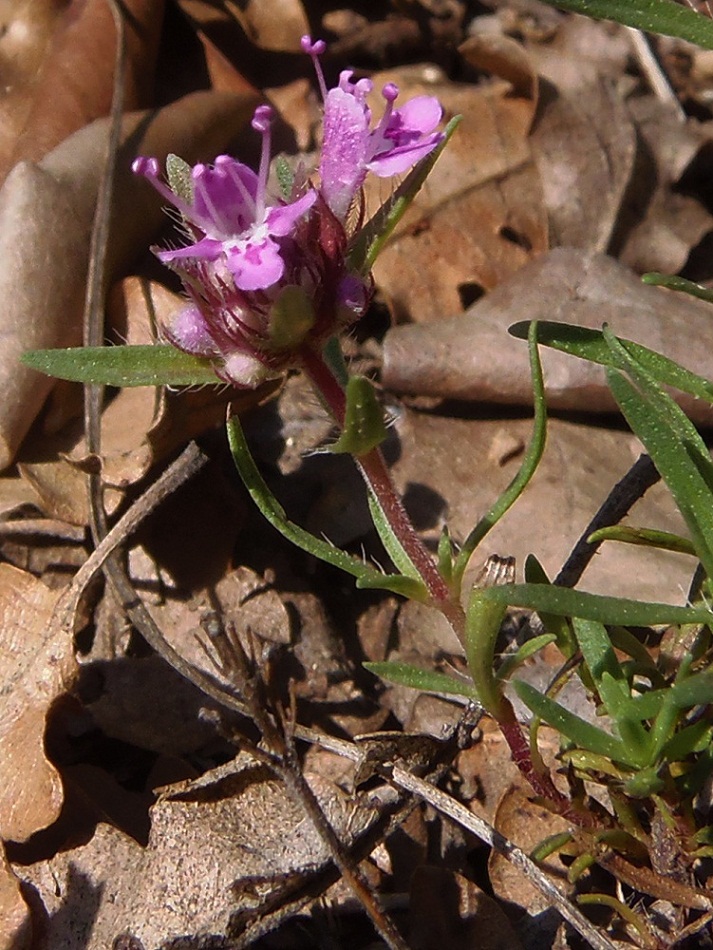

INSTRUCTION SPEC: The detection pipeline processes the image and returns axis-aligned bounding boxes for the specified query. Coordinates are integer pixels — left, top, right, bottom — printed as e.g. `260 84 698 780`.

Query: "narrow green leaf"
508 321 713 405
356 572 428 598
541 0 713 48
602 326 710 457
452 320 547 587
329 376 387 456
587 525 697 557
597 671 651 762
572 617 625 689
496 633 557 680
668 671 713 709
465 588 509 719
365 489 425 587
661 720 713 762
226 413 427 600
22 345 220 387
524 554 576 657
363 661 480 700
514 680 635 766
476 583 713 626
607 369 713 578
643 272 713 304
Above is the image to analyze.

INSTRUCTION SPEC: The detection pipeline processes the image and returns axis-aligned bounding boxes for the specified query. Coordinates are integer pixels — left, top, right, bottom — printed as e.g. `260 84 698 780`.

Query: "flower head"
133 106 316 292
133 43 444 389
301 36 444 220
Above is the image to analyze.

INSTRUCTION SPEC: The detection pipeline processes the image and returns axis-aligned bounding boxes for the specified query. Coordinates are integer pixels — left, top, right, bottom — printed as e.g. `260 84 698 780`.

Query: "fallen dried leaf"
0 564 73 843
15 753 373 947
382 247 713 426
366 45 547 323
2 88 258 472
488 784 572 916
410 865 524 949
387 404 694 603
6 0 164 176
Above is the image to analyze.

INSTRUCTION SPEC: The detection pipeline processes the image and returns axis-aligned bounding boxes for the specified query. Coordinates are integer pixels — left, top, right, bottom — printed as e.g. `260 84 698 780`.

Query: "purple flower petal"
157 236 224 265
320 85 371 220
225 237 285 291
265 189 317 236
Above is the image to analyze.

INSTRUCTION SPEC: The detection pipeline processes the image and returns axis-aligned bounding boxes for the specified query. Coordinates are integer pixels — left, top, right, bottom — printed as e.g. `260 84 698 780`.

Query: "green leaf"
622 768 665 798
587 526 697 557
523 555 576 657
496 633 557 680
541 0 713 48
452 320 547 588
661 720 713 762
475 583 713 627
329 376 387 456
607 368 713 578
226 412 427 600
363 661 480 700
366 489 424 586
572 618 626 690
643 272 713 304
356 572 429 597
508 321 713 406
465 588 509 719
348 116 462 275
602 326 710 457
514 680 636 766
22 345 220 387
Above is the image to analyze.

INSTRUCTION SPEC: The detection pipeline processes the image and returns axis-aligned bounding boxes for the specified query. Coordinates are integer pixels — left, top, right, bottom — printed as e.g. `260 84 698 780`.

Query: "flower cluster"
133 38 444 388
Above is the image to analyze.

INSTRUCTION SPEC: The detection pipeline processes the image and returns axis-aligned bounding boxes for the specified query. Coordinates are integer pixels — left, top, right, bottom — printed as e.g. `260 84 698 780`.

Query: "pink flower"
132 42 443 389
302 36 444 220
132 106 316 292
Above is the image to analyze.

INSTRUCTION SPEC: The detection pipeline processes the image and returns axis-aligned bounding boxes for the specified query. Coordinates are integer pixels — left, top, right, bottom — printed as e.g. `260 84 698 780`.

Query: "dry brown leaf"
409 865 524 950
224 0 309 52
0 843 30 950
387 405 693 603
618 97 713 275
1 88 258 473
488 784 572 916
2 0 164 181
382 247 713 426
530 69 636 254
0 564 73 843
367 48 547 323
15 754 372 947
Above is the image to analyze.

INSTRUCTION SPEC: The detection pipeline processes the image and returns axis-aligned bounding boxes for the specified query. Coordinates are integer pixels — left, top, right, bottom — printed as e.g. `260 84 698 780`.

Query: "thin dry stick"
58 441 209 626
76 1 217 699
388 765 619 950
212 622 411 950
554 453 659 589
627 28 686 118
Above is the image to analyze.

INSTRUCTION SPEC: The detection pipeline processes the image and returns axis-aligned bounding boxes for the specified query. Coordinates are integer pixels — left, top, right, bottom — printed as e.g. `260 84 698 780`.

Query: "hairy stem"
300 344 455 609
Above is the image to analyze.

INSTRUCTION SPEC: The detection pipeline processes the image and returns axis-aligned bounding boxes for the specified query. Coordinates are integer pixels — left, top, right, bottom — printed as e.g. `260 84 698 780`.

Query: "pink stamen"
193 166 226 233
132 156 194 220
251 105 273 222
301 34 328 101
215 156 257 221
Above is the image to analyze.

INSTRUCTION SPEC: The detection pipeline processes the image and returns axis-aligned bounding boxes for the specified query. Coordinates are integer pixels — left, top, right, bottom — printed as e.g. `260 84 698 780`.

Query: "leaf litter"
4 1 713 947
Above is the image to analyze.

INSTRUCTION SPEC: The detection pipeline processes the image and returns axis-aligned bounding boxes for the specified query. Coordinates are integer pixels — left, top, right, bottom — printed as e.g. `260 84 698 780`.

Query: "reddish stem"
300 345 453 606
299 344 574 814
